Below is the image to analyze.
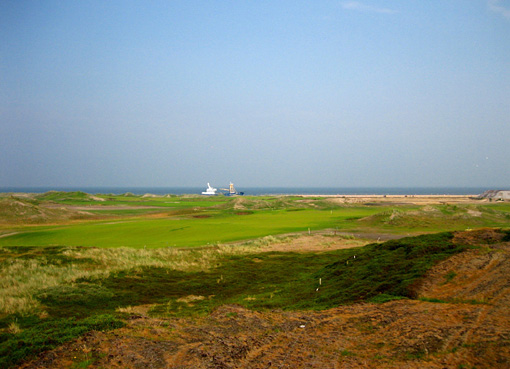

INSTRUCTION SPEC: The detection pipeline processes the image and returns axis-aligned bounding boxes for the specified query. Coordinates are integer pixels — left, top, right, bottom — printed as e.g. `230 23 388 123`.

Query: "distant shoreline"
0 191 490 205
0 186 497 197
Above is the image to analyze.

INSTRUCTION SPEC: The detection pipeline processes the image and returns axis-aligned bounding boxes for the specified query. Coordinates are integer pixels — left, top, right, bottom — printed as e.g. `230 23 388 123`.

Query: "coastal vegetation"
0 230 479 367
1 192 510 248
1 191 509 367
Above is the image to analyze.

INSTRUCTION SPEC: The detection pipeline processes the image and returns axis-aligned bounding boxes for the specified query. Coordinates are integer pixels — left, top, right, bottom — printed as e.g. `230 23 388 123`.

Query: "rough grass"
0 230 480 367
310 232 464 307
358 204 510 233
0 315 124 368
0 198 93 224
0 243 261 316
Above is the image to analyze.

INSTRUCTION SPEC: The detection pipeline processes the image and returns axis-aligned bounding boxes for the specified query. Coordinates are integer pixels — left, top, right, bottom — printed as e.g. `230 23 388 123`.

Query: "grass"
357 204 510 235
0 314 123 368
444 271 457 283
4 231 467 316
2 193 510 249
1 192 509 367
2 193 510 248
0 231 477 367
0 207 386 248
2 203 509 249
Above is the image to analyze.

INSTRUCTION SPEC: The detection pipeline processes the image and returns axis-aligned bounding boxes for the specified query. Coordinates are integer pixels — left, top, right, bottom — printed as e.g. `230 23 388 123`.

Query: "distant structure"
201 183 217 195
477 190 510 201
201 182 244 196
220 182 244 196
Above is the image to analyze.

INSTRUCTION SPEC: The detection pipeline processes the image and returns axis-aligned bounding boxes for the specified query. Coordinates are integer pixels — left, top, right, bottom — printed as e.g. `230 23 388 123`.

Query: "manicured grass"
0 207 385 248
2 202 510 248
2 193 510 249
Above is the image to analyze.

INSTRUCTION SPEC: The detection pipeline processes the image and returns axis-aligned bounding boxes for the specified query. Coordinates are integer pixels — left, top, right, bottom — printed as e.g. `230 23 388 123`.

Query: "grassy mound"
152 232 465 313
215 196 337 211
359 205 510 231
0 197 93 224
35 191 97 202
312 232 464 306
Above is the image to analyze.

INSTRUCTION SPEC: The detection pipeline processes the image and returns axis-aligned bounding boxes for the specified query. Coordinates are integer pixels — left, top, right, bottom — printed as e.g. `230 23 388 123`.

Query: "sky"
1 0 509 188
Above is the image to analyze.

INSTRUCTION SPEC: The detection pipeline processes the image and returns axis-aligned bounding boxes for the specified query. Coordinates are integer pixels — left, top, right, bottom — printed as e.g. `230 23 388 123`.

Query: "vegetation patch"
0 217 506 367
0 314 123 369
308 232 466 307
2 193 510 247
358 205 510 232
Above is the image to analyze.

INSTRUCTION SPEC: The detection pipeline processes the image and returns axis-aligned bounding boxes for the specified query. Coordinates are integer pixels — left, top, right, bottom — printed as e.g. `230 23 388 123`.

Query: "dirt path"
0 232 19 239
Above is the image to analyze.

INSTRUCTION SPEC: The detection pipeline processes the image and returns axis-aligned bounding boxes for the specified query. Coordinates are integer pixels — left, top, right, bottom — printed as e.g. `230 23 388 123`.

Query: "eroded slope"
16 229 510 369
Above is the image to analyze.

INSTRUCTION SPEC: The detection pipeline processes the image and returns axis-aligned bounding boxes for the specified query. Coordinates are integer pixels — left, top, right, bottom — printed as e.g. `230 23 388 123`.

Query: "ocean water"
0 186 497 196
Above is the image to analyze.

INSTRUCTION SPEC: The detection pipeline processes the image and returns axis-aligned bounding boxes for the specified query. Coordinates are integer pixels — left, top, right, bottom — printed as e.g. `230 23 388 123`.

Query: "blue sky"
1 1 509 188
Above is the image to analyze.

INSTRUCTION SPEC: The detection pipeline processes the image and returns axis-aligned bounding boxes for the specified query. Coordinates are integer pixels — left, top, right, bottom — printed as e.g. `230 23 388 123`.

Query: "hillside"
0 197 95 224
358 204 510 231
7 229 510 368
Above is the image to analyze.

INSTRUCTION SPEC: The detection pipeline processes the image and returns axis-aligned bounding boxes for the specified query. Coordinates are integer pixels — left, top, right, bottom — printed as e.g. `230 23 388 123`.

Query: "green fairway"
1 192 510 249
0 208 383 248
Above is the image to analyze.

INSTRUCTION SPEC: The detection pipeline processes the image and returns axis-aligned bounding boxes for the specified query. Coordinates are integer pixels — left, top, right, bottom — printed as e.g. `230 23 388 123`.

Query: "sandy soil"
319 194 484 206
17 230 510 369
254 232 403 253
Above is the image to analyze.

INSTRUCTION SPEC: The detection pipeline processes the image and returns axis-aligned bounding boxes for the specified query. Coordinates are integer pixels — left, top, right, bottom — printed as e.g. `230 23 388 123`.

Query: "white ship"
201 183 217 195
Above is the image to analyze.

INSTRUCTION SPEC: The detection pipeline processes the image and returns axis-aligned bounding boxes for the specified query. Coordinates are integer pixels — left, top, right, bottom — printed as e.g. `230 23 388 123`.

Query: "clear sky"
1 1 509 188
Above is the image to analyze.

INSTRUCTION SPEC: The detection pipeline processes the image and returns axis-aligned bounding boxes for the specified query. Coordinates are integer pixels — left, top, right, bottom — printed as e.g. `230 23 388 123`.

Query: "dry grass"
0 243 264 316
7 322 22 334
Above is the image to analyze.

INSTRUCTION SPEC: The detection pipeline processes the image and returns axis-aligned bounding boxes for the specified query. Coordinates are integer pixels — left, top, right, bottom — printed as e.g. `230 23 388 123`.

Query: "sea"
0 186 500 196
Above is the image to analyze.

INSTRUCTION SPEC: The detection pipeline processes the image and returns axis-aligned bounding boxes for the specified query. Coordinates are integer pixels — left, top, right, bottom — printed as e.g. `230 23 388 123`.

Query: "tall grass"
0 242 264 316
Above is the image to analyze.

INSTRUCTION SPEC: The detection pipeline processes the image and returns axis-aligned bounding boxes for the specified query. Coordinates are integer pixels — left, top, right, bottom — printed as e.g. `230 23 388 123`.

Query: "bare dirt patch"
324 194 484 206
0 232 19 239
252 231 404 253
256 234 369 252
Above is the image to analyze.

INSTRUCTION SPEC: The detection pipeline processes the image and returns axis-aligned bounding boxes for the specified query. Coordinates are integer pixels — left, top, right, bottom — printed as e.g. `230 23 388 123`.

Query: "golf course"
1 191 510 368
